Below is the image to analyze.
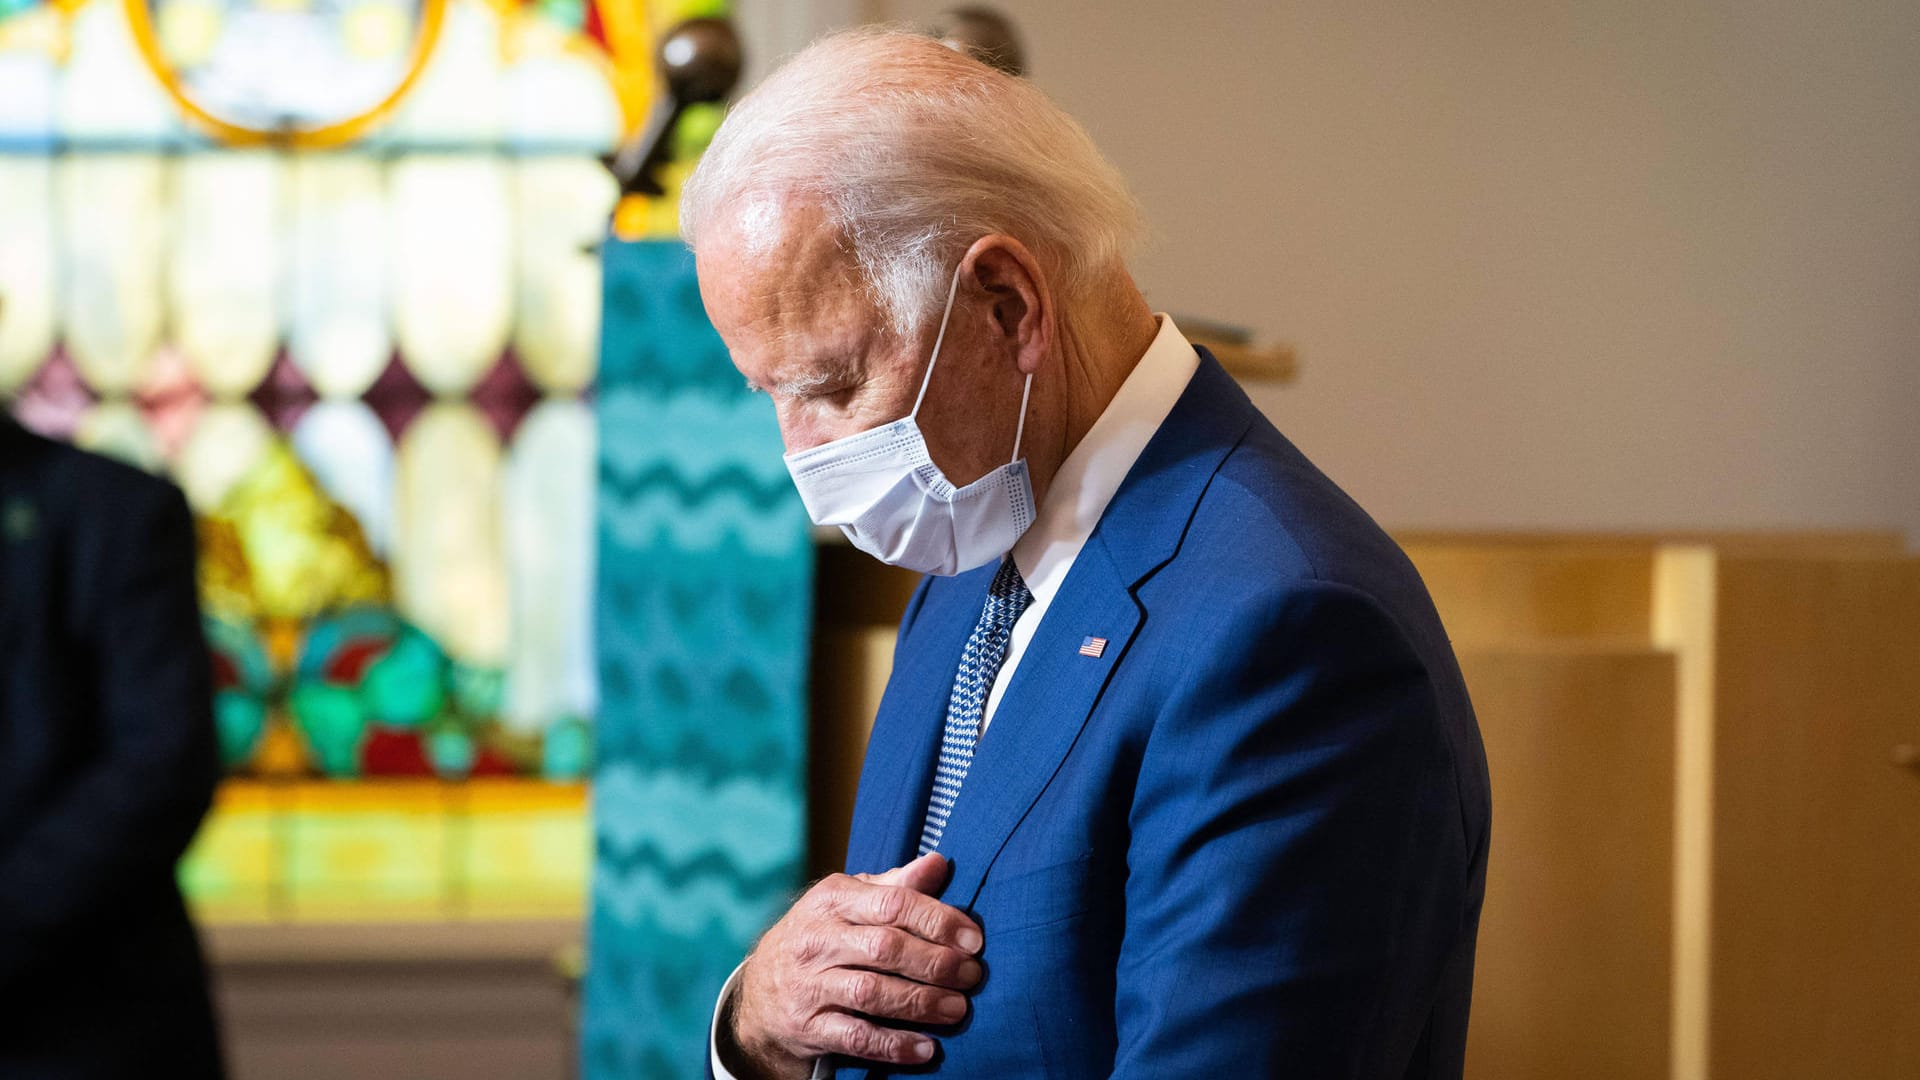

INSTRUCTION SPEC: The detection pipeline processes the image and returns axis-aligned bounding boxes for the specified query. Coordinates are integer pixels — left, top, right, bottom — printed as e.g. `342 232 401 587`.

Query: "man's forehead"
701 194 849 285
728 191 811 260
697 196 882 368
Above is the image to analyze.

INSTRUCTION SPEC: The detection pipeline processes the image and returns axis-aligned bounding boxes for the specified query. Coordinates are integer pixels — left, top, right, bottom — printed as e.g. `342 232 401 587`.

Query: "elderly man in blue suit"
684 29 1491 1080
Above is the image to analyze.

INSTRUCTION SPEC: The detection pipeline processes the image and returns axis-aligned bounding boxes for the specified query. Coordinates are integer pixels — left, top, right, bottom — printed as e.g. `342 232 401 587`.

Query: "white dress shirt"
711 315 1202 1080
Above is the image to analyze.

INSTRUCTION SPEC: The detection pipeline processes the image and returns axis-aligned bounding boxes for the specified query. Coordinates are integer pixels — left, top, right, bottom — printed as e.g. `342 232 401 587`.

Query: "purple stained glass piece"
361 351 432 443
248 348 319 433
470 350 542 444
11 346 96 441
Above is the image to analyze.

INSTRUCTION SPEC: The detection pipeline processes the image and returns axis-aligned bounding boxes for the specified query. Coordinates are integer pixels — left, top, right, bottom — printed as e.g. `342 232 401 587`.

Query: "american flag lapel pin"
1078 635 1107 658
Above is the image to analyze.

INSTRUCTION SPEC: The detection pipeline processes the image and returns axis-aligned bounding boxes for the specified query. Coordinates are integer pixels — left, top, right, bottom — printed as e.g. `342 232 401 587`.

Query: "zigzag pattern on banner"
582 915 760 1080
597 264 735 395
598 390 792 478
583 239 814 1080
598 389 808 556
599 462 794 513
592 762 802 874
591 842 800 896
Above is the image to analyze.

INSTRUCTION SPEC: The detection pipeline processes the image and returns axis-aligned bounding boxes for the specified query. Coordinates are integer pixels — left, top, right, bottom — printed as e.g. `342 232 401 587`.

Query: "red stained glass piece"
582 0 607 50
209 650 241 691
324 637 391 685
470 746 519 777
361 728 434 776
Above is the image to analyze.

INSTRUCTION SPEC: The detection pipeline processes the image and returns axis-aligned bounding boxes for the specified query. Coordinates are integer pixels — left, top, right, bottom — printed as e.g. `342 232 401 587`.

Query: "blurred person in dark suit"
0 415 225 1077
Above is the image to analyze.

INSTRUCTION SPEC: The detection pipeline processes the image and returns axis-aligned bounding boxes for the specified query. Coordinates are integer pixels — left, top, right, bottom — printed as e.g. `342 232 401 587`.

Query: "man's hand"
720 852 985 1078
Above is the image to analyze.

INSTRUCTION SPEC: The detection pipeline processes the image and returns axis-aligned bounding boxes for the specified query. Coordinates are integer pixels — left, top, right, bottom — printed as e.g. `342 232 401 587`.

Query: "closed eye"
800 381 859 403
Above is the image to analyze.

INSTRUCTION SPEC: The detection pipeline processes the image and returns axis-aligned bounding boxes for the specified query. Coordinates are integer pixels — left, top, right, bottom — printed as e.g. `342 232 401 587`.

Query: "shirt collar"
1011 313 1201 608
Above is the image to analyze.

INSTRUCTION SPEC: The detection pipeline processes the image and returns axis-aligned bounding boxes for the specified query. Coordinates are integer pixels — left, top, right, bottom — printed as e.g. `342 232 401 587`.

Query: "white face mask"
782 264 1036 577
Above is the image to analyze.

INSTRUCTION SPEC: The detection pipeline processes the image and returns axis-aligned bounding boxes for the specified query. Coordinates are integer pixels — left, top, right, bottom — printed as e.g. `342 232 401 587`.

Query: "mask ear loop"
908 260 1034 465
909 263 966 421
1009 372 1033 465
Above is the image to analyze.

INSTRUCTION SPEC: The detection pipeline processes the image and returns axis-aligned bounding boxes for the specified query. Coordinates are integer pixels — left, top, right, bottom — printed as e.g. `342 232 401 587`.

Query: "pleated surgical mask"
782 264 1036 576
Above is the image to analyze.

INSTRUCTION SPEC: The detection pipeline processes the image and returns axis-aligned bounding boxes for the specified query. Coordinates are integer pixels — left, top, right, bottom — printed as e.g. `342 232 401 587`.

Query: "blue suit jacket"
836 354 1491 1078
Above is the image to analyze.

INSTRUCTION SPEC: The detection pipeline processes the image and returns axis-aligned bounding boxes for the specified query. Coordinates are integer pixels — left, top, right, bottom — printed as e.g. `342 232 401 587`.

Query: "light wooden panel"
1651 546 1718 1080
1402 531 1907 649
1408 547 1655 645
1462 645 1678 1080
1701 557 1920 1080
208 921 574 1080
1393 530 1907 558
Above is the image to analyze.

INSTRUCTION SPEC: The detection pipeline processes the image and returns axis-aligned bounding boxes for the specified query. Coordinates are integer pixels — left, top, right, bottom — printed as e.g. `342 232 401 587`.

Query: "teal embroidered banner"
584 238 813 1078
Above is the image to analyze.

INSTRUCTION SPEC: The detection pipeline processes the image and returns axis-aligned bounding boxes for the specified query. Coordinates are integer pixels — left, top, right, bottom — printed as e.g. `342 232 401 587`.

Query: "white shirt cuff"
709 963 832 1080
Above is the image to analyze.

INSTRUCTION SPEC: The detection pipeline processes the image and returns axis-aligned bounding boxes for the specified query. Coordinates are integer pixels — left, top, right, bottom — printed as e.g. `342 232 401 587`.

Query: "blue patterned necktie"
918 558 1034 856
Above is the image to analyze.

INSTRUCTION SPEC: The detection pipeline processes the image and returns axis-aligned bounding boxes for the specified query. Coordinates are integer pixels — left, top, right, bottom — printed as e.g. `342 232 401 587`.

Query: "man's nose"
771 404 818 456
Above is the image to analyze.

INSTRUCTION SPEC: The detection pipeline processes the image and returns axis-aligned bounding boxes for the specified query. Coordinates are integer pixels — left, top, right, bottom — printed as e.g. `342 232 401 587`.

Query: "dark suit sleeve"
1112 580 1468 1078
0 479 220 934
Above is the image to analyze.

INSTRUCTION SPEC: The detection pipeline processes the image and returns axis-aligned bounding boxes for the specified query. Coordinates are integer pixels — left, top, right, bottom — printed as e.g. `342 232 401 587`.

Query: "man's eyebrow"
760 355 860 398
773 368 836 398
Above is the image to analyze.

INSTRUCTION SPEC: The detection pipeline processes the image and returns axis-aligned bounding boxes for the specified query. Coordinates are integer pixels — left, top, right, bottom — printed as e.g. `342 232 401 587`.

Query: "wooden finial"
932 6 1027 76
604 17 743 198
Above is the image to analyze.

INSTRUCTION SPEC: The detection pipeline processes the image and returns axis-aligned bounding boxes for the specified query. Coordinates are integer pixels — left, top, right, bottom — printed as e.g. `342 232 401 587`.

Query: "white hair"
680 27 1146 337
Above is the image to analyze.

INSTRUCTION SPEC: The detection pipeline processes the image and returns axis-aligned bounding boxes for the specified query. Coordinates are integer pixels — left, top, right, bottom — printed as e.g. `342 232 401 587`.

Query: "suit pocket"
975 853 1097 934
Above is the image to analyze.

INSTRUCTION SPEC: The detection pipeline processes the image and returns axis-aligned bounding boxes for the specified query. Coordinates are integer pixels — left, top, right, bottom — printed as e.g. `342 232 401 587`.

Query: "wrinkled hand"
720 852 985 1078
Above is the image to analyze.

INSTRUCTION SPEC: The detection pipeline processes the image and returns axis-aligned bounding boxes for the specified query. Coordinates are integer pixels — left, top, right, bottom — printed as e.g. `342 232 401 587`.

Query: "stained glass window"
0 0 723 922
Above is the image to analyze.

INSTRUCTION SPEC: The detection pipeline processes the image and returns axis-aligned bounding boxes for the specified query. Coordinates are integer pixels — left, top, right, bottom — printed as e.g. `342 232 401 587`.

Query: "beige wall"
745 0 1920 544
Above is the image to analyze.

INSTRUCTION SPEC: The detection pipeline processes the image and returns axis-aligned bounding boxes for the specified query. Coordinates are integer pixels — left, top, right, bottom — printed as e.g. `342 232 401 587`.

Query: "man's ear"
961 235 1052 377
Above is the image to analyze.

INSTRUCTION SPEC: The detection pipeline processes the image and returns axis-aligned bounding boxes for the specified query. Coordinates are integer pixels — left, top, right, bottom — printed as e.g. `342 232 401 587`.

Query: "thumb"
857 851 952 894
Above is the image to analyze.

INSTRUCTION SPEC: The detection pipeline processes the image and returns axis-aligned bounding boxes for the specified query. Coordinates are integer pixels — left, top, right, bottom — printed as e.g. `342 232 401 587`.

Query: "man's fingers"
822 968 970 1026
806 1011 937 1067
833 878 983 953
841 925 983 990
856 851 949 893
